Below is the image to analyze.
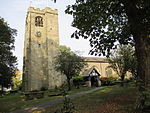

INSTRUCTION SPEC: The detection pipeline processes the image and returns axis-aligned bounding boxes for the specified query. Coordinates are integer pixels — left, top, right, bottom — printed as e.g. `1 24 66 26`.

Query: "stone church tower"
22 7 66 91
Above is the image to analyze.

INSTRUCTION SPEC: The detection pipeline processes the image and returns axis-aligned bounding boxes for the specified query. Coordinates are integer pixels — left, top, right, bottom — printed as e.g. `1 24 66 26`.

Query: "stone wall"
22 7 66 91
82 57 115 77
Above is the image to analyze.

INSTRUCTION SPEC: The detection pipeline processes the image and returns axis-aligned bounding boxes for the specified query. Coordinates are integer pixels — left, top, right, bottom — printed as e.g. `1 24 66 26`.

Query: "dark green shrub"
41 87 48 91
108 76 117 85
100 76 117 86
55 88 76 113
72 75 84 89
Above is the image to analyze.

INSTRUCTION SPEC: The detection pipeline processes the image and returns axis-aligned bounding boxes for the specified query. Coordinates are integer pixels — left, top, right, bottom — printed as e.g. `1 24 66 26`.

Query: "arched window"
35 16 43 27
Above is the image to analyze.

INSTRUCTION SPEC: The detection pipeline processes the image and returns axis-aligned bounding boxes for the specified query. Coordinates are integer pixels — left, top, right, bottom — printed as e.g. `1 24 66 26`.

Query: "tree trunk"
134 34 150 110
126 0 150 88
1 85 4 94
67 78 71 91
134 35 150 88
1 81 4 94
120 73 125 87
132 21 150 109
123 1 150 110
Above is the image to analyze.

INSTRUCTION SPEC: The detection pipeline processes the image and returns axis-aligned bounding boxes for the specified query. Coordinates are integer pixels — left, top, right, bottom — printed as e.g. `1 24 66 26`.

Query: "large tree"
108 45 137 86
64 0 150 109
0 17 17 93
54 46 86 90
65 0 150 86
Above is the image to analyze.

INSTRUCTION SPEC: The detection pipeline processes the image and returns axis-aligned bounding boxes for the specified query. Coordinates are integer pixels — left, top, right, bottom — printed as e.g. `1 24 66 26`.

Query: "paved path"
12 87 105 113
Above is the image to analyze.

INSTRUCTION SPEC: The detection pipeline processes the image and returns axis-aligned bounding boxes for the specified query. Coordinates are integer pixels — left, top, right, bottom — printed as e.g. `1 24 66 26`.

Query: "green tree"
107 45 137 86
54 46 86 90
64 1 149 109
12 71 22 90
0 17 17 93
51 0 149 108
65 0 150 86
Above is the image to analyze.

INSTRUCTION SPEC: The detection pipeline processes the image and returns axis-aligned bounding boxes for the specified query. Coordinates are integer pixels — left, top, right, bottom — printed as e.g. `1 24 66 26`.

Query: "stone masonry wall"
22 7 66 91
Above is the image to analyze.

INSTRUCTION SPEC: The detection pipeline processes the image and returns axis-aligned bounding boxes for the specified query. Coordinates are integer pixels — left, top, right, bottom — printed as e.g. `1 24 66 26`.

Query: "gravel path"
11 87 105 113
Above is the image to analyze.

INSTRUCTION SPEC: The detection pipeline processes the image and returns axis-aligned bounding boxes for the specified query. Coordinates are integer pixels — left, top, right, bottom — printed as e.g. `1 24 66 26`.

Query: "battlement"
28 7 58 15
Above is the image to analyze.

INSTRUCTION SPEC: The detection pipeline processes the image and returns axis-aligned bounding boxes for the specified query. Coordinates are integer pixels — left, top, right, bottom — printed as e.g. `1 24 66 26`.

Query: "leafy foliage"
55 88 76 113
100 76 117 86
66 0 135 56
0 17 17 92
53 0 150 109
107 45 137 85
54 46 86 90
12 71 22 90
72 75 84 88
59 96 76 113
65 0 150 55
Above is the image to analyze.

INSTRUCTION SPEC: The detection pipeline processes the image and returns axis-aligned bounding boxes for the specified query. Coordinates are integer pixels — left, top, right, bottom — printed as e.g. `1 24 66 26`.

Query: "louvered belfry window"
35 16 43 27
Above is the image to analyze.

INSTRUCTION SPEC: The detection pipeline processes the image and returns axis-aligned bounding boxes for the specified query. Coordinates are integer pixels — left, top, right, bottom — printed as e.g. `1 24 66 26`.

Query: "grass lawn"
45 85 139 113
0 87 92 112
0 92 60 112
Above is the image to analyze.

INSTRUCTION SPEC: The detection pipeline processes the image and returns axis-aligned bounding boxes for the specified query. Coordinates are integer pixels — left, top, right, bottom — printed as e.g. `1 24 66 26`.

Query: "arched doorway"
82 67 101 87
89 68 101 87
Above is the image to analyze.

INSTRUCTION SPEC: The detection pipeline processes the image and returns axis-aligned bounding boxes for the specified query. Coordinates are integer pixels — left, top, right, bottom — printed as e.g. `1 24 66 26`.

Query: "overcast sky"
0 0 94 70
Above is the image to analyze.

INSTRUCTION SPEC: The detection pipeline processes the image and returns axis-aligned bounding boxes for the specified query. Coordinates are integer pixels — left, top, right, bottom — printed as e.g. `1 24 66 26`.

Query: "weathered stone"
22 7 66 92
22 7 131 91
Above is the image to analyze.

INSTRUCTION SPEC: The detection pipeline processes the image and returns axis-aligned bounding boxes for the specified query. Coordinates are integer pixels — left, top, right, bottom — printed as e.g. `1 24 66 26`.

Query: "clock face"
35 31 41 37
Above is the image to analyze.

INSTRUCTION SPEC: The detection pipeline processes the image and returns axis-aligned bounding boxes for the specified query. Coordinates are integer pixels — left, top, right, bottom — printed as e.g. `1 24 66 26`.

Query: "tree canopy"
107 45 137 85
65 0 149 56
52 0 149 109
65 1 150 108
52 0 150 85
54 46 86 90
0 17 17 92
12 71 22 90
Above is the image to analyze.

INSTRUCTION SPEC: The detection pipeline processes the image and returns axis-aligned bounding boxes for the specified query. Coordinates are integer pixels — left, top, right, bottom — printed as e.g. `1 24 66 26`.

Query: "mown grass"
68 87 93 95
0 92 60 112
74 85 136 113
0 87 92 112
45 85 138 113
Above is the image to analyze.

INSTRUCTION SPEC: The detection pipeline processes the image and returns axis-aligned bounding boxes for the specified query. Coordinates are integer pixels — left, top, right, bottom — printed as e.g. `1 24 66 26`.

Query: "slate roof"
82 66 101 76
84 57 109 63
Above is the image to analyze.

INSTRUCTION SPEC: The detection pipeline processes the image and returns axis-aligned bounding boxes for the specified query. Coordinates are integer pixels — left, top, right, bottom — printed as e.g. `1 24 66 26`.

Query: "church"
22 7 115 91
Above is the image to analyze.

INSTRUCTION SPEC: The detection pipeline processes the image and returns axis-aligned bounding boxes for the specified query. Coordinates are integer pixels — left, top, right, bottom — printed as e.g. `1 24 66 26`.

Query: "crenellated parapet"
28 7 58 15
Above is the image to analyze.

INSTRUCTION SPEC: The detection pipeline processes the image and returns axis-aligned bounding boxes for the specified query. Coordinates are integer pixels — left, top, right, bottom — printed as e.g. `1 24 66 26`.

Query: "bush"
72 75 84 89
100 77 109 86
40 87 48 91
55 88 76 113
100 76 117 86
108 76 117 85
60 96 76 113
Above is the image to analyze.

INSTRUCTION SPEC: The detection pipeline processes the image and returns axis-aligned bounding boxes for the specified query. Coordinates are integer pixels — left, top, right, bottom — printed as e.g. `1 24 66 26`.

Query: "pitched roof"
82 66 101 76
84 57 109 63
